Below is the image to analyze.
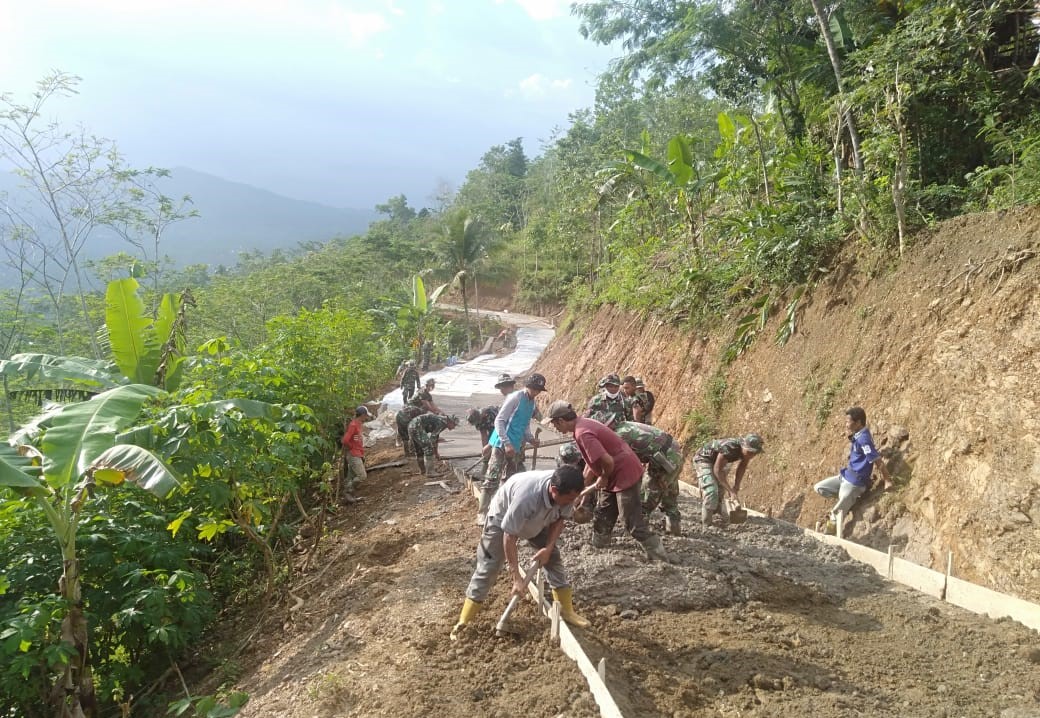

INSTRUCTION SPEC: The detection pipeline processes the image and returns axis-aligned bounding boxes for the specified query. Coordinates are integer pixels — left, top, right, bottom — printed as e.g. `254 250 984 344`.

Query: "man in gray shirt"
451 465 589 639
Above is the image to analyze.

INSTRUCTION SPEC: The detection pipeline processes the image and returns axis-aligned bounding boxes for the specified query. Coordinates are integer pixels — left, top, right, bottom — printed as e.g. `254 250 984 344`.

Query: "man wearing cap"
408 412 459 478
476 373 546 526
612 421 684 535
450 465 590 640
546 401 671 562
400 360 421 405
814 406 891 535
340 406 371 503
692 433 764 527
585 373 631 427
408 377 442 414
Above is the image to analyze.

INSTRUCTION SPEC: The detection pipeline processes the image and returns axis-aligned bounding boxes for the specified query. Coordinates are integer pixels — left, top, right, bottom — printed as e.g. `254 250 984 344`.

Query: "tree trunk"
809 0 864 172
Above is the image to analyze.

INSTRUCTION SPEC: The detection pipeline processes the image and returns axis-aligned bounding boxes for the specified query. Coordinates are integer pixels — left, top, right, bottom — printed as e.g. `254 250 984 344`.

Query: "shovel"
529 427 542 470
494 559 540 637
728 499 748 525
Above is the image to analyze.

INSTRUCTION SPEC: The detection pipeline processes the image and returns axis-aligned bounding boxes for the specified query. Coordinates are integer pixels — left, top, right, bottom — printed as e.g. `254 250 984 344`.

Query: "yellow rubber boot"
449 598 481 641
552 587 590 628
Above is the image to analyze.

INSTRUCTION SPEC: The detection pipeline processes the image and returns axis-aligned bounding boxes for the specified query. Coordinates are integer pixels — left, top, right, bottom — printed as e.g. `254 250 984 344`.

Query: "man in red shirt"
341 406 370 504
545 401 671 562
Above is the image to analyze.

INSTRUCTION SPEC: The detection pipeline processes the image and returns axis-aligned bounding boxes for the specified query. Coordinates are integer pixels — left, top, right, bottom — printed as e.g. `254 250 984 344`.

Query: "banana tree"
1 384 179 718
0 277 192 431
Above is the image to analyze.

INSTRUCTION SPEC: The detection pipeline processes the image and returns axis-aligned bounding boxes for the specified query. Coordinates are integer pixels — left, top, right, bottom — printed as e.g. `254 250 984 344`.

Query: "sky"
1 0 618 209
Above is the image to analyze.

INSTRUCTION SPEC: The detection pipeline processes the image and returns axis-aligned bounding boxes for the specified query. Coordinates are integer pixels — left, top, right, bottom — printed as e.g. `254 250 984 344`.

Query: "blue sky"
1 0 617 209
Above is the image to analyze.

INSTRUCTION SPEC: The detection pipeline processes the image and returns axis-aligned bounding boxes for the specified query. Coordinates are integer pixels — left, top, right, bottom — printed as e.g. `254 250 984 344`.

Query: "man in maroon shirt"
545 400 671 562
340 406 370 504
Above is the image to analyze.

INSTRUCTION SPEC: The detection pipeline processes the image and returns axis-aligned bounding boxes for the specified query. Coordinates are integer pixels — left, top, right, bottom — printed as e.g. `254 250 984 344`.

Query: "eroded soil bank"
533 208 1040 602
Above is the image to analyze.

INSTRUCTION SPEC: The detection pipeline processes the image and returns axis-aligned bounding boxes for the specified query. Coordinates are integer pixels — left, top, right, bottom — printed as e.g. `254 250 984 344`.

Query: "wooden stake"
887 545 895 580
551 601 561 642
597 657 607 681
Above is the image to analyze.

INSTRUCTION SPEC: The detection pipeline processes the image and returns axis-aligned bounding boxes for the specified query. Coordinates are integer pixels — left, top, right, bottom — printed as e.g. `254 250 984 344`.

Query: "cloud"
498 0 569 21
508 72 573 100
335 9 391 45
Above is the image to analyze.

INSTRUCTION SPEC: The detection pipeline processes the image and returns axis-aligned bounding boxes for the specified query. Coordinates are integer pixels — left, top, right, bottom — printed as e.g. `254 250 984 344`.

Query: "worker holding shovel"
450 465 590 640
692 433 764 527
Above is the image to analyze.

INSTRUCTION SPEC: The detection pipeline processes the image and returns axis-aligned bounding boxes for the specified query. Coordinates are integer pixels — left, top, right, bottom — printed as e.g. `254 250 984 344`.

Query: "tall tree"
436 209 489 350
0 73 126 357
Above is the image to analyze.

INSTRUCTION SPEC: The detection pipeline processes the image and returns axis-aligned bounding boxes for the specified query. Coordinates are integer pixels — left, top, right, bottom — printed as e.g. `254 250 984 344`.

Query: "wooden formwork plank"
526 583 626 718
837 539 893 578
946 577 1040 632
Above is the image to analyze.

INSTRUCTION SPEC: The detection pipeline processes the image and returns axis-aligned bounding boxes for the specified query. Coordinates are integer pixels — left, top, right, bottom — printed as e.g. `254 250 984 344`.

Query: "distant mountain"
0 167 378 272
155 168 378 268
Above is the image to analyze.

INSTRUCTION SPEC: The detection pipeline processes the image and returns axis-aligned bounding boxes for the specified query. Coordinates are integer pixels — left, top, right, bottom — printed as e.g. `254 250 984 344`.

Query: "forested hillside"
2 1 1039 717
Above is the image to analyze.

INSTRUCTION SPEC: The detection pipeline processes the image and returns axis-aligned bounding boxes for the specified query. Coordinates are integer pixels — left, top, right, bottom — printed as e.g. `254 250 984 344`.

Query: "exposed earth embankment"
533 208 1040 602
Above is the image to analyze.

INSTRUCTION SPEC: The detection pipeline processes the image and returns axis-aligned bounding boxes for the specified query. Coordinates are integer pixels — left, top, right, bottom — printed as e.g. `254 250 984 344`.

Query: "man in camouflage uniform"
396 404 425 455
635 378 656 425
621 375 648 424
613 421 684 535
584 373 631 427
467 405 499 478
408 412 459 477
400 360 421 404
408 377 442 414
692 433 764 527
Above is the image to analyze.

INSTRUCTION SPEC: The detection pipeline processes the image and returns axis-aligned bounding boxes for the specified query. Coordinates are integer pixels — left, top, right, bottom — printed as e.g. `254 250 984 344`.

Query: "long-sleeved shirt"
342 418 365 458
488 388 536 451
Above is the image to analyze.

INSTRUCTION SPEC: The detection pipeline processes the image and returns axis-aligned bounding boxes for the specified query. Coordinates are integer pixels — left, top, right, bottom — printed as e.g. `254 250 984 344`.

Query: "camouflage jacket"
584 392 631 427
614 422 675 463
396 405 424 427
693 438 743 466
473 406 498 433
400 368 421 392
408 388 433 408
409 412 451 436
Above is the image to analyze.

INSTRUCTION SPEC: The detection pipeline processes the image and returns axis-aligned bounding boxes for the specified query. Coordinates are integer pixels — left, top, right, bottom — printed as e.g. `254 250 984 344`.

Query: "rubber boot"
552 587 590 628
665 515 681 536
475 488 494 527
424 455 445 478
590 531 611 548
640 534 672 563
415 453 426 475
449 598 481 641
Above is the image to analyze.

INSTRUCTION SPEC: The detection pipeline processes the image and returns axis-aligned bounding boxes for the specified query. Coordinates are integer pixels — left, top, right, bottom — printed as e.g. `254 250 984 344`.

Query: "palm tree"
437 209 489 352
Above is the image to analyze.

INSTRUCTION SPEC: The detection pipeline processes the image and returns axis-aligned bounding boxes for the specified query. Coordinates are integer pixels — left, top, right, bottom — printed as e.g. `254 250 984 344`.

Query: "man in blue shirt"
814 406 892 534
475 373 546 526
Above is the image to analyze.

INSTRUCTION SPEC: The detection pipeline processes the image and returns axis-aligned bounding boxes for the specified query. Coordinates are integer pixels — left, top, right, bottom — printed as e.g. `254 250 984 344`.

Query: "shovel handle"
494 559 539 632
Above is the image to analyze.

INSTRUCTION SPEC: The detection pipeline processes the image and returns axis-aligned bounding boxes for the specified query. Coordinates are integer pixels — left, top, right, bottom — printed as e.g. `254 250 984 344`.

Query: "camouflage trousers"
479 445 520 494
408 424 439 463
641 447 681 522
695 462 730 526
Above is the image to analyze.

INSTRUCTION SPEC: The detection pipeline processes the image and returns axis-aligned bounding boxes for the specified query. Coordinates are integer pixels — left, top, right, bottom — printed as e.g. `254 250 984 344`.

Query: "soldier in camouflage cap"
468 405 499 478
584 373 631 427
692 433 764 527
613 421 684 535
407 412 458 477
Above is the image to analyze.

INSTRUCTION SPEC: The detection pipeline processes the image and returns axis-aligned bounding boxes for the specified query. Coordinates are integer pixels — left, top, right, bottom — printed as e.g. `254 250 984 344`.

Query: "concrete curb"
676 481 1040 631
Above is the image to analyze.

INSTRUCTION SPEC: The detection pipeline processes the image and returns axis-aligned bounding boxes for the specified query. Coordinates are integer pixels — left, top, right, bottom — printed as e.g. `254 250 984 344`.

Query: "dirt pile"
533 208 1040 602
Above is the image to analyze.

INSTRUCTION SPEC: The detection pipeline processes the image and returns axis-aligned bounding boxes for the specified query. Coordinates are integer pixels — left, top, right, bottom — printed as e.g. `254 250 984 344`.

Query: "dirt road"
228 440 1040 718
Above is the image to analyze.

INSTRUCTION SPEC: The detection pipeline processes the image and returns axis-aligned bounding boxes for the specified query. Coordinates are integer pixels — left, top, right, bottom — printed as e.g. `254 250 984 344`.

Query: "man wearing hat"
584 373 631 427
476 373 547 526
408 412 459 478
546 401 671 562
494 372 516 396
612 421 684 535
634 377 655 425
340 406 371 504
692 433 764 527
